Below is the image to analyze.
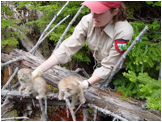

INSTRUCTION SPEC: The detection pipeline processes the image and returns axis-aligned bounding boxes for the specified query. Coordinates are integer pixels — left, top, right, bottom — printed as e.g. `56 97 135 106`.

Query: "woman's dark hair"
110 2 127 25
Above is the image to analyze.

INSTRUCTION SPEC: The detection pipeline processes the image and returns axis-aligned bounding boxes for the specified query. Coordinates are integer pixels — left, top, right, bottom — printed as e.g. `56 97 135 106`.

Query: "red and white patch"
115 39 129 53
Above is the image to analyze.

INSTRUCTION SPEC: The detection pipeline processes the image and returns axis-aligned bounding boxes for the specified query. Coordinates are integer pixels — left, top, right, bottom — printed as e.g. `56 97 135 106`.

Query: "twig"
51 106 65 121
100 25 148 90
39 99 47 121
11 82 20 90
93 108 97 121
1 67 19 91
65 99 76 121
88 104 128 121
1 116 29 121
30 15 70 54
54 5 85 52
66 104 69 118
30 1 69 54
1 96 10 108
1 102 15 117
83 108 88 121
1 57 22 68
72 68 90 78
44 95 47 117
74 103 83 114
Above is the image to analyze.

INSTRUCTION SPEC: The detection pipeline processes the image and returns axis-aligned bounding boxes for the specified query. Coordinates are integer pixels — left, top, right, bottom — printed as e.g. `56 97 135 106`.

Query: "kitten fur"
58 76 85 109
17 68 47 99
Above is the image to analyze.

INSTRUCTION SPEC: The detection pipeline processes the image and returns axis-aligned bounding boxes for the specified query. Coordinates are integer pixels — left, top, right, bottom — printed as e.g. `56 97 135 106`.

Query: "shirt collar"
92 21 114 38
103 21 114 38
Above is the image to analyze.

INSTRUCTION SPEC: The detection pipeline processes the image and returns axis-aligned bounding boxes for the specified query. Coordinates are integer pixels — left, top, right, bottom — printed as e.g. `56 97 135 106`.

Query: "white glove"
80 80 91 90
32 67 43 79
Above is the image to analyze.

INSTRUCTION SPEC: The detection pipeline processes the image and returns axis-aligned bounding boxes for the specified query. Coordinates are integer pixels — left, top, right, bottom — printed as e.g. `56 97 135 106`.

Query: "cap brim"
82 1 110 14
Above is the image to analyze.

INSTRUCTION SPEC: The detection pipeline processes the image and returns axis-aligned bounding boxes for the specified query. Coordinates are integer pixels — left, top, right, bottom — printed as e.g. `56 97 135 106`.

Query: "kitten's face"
17 68 32 83
65 87 78 98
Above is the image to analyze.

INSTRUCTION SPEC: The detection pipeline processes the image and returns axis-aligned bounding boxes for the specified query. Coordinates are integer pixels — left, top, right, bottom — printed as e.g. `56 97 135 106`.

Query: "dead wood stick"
73 68 90 78
1 96 10 108
88 104 128 121
30 15 70 54
51 106 66 121
82 108 88 121
100 25 148 90
93 108 97 121
1 67 19 91
30 1 69 54
39 98 47 121
54 5 85 52
1 117 29 121
65 99 76 121
1 57 22 68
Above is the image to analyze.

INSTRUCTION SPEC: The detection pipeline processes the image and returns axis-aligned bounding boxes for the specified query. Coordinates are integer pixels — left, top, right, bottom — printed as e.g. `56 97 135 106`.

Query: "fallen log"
1 49 161 121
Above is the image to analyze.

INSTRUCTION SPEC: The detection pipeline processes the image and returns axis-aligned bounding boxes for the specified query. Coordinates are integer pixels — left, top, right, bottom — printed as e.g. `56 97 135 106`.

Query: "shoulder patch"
115 39 129 53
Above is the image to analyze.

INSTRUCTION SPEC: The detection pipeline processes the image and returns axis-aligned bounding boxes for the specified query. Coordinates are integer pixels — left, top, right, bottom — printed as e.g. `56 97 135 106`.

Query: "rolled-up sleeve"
54 16 89 64
92 45 122 79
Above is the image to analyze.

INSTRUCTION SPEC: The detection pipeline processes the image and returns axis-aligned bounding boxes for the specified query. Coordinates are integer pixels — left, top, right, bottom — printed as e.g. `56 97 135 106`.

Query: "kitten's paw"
80 98 86 104
58 96 63 100
22 90 29 95
36 95 44 100
36 96 40 99
19 90 22 94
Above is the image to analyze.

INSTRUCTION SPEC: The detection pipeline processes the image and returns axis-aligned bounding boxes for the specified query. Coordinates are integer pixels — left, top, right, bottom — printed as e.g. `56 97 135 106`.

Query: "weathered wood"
1 49 161 121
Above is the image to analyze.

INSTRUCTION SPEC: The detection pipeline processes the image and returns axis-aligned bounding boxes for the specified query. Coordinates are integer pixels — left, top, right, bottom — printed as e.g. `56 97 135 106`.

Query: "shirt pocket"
87 37 97 51
101 39 113 57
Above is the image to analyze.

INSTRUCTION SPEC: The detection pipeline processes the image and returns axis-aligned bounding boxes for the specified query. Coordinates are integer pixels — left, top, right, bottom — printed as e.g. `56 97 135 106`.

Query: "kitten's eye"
66 88 71 92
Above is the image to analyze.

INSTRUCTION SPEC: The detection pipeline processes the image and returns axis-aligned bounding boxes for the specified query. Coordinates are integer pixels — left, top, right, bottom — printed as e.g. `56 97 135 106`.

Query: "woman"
32 1 133 89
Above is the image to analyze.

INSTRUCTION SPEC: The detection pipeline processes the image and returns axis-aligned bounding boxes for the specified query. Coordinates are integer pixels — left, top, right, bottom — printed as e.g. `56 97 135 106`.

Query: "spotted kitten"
58 76 86 109
17 68 47 99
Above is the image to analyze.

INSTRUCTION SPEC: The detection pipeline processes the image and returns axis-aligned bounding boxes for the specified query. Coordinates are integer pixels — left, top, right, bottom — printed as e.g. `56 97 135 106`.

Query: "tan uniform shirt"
54 14 133 79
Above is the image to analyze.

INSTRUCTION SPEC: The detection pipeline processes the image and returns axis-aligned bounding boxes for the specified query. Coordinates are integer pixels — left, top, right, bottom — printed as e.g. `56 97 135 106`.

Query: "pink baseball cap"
82 1 122 14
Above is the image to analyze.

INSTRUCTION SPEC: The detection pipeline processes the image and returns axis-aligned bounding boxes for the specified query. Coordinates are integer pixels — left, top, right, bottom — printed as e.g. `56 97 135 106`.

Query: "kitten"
17 68 47 99
58 76 86 109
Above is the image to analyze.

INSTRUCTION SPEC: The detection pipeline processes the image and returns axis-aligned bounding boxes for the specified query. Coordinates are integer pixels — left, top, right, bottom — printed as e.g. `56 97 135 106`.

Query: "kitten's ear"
66 88 72 92
75 80 81 85
27 69 32 74
73 80 80 86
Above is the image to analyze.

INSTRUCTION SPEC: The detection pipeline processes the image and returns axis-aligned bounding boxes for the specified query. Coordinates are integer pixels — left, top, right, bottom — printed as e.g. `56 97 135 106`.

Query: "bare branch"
1 96 10 108
88 104 128 121
30 15 70 54
74 103 83 114
30 1 70 54
51 106 66 121
65 99 76 121
54 5 85 52
73 68 90 78
82 108 88 121
1 117 29 121
100 25 148 90
1 67 19 91
39 98 47 121
93 108 97 121
1 57 22 68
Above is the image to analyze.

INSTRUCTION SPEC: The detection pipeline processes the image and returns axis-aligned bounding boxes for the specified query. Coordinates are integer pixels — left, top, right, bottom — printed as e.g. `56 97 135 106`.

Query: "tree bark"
1 49 161 121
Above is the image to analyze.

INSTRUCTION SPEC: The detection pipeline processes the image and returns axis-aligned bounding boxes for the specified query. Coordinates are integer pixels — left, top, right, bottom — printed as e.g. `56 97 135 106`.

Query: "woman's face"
91 9 118 28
